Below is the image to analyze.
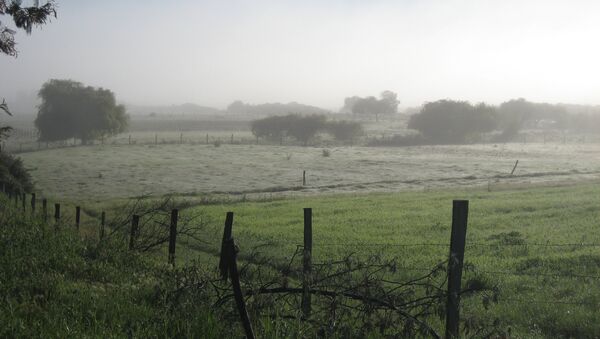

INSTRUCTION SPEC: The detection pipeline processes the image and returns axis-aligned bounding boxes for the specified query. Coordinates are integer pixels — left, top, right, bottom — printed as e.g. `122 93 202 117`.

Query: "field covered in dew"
19 141 600 202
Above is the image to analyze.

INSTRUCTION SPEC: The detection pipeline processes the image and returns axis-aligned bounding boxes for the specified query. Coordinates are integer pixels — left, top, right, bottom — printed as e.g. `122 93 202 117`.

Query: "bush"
0 152 33 193
326 120 363 142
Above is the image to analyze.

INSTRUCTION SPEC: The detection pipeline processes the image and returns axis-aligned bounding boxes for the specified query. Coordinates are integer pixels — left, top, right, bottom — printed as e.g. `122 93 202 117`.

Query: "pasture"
19 141 600 201
15 138 600 337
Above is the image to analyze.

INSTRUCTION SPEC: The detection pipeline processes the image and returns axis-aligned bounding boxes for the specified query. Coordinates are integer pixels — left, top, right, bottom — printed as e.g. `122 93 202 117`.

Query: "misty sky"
2 0 600 110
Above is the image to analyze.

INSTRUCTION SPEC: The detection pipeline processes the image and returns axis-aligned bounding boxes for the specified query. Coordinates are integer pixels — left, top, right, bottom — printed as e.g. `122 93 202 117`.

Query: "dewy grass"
19 142 600 201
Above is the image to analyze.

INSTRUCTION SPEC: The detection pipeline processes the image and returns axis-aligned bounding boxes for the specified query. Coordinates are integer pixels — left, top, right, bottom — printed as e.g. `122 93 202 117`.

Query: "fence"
2 187 599 337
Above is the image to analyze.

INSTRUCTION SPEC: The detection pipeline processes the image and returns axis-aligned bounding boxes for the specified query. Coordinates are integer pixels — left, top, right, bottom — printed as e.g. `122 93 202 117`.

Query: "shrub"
0 152 33 193
326 120 363 143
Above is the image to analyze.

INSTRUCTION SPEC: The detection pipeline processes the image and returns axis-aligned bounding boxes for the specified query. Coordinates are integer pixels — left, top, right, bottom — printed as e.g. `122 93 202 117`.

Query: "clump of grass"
213 140 222 147
322 149 331 157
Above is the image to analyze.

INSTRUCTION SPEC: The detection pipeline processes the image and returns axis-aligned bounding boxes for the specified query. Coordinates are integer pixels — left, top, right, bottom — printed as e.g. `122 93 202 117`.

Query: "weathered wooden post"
445 200 469 339
30 193 36 214
231 133 234 144
302 207 313 318
510 160 519 176
75 206 81 229
168 209 178 265
303 170 306 186
100 211 106 239
224 238 255 339
21 193 26 212
42 199 48 223
54 203 61 227
219 212 234 280
129 215 139 250
128 134 131 145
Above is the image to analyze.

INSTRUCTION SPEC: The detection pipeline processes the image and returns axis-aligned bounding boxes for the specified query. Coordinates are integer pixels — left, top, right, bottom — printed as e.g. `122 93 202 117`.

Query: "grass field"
14 141 600 337
171 183 600 337
19 142 600 202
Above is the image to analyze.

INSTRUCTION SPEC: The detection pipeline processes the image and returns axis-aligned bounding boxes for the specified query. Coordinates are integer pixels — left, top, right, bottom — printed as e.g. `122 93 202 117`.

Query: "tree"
407 99 497 144
35 79 129 144
326 120 363 143
345 90 399 121
286 114 326 146
251 114 327 146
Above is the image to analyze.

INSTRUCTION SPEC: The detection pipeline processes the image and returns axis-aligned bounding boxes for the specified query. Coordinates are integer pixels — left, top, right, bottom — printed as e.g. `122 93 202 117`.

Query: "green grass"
169 182 600 337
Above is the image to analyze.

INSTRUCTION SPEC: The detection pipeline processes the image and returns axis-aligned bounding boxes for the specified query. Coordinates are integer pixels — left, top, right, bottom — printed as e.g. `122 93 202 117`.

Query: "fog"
3 0 600 110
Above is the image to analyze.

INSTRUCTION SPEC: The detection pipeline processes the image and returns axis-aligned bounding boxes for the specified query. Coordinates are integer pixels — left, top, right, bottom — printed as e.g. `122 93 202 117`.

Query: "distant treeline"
251 114 362 145
395 98 600 146
227 101 329 116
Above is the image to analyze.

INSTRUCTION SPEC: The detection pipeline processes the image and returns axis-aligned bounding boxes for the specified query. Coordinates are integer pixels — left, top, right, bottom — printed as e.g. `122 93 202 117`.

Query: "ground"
14 137 600 337
19 141 600 201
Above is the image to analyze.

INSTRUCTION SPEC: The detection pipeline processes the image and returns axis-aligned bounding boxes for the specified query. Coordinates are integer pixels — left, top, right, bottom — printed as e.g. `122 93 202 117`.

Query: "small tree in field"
35 79 129 144
326 120 363 143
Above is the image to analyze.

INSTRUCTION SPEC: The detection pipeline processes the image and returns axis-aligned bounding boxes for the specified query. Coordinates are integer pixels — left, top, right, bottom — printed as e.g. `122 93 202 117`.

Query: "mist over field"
3 1 600 338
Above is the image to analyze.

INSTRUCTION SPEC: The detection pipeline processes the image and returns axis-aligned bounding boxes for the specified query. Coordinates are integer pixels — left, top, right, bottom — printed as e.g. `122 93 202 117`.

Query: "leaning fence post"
75 206 81 229
445 200 469 339
129 215 139 250
168 209 178 265
30 193 36 214
224 238 256 339
42 199 48 223
302 207 313 318
100 211 106 239
54 203 61 227
219 212 234 280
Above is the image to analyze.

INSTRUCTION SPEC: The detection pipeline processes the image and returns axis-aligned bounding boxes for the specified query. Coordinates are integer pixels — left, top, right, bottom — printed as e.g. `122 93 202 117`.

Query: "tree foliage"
0 151 33 193
251 114 327 146
0 0 56 57
343 91 399 121
326 120 363 142
408 100 496 144
35 79 129 143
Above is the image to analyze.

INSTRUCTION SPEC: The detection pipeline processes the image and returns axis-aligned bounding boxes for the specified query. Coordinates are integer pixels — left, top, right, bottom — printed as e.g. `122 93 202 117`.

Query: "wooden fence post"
302 207 313 318
42 199 48 223
129 215 139 250
128 134 131 145
21 193 26 212
219 212 234 280
75 206 81 229
303 170 306 186
155 133 158 145
100 211 106 239
510 160 519 176
445 200 469 339
30 193 36 214
54 203 61 227
168 209 178 265
224 238 256 339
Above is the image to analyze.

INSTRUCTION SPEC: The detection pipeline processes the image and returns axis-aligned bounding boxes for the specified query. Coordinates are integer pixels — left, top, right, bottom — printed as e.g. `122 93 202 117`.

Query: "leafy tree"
407 99 497 144
251 114 327 146
345 90 399 121
35 79 129 144
326 120 363 143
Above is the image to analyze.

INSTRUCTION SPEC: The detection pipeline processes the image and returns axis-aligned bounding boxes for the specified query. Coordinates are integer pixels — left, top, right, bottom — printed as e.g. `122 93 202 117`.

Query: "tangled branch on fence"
104 195 208 252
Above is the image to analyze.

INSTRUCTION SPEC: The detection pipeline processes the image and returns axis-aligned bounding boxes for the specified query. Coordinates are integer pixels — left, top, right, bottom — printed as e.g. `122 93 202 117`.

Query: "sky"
2 0 600 111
